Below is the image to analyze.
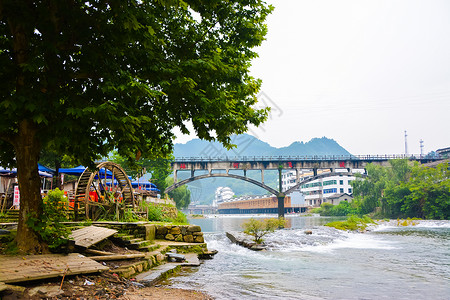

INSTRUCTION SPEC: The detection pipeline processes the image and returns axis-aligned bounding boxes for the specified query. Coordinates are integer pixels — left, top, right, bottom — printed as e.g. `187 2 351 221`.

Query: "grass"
325 215 376 231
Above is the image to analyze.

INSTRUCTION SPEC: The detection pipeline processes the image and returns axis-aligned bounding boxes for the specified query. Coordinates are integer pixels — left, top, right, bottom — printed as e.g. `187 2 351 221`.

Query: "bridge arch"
164 173 279 195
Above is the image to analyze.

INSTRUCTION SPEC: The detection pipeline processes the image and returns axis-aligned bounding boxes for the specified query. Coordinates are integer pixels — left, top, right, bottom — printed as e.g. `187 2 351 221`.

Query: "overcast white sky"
176 0 450 155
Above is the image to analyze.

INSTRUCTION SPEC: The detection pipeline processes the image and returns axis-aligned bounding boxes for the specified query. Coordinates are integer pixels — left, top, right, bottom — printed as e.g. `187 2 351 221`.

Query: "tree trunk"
14 120 49 254
55 159 61 189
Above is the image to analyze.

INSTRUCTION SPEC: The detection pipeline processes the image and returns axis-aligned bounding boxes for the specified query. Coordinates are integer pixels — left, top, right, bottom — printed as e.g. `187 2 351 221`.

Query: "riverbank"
0 271 213 299
0 222 215 299
119 286 213 299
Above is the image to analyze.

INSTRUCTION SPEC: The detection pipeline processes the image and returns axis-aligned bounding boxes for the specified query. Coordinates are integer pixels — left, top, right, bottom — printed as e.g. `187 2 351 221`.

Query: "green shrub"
325 215 376 231
242 218 285 244
27 188 71 251
147 203 163 221
169 211 188 224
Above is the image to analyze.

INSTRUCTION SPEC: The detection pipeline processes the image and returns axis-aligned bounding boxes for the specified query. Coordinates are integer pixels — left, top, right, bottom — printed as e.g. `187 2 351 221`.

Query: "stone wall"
92 222 205 243
155 225 204 243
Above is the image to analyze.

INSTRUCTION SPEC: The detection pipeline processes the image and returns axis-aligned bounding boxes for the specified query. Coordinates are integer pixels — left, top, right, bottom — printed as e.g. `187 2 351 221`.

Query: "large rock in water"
225 232 267 251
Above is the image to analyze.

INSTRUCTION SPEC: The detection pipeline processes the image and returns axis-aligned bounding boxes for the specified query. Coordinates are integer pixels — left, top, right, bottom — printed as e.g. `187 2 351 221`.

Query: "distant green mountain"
174 134 351 157
173 135 352 204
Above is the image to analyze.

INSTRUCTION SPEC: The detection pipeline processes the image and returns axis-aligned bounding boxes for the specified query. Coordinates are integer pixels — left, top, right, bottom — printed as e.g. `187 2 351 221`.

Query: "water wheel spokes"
74 162 134 221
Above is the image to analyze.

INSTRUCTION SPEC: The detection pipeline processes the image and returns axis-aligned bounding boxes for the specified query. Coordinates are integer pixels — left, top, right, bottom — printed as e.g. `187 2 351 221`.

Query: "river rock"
165 234 175 241
187 225 201 233
183 235 194 243
170 226 181 235
156 226 168 236
226 231 265 251
194 235 204 243
180 226 188 235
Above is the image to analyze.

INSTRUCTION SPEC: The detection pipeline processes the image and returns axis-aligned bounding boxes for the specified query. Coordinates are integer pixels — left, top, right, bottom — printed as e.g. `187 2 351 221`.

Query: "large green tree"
110 150 172 193
0 0 272 253
165 176 191 209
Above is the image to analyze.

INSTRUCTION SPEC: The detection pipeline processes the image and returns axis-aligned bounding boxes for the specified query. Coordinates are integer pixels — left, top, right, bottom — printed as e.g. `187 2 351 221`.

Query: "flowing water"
165 215 450 300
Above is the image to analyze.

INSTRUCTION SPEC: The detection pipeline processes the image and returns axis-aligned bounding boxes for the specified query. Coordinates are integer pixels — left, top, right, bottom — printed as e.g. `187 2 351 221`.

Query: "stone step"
138 244 160 252
135 264 182 286
127 238 145 244
113 234 135 240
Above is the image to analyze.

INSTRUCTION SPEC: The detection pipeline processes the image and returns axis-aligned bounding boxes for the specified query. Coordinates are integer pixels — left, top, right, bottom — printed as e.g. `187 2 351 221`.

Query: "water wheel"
74 162 134 220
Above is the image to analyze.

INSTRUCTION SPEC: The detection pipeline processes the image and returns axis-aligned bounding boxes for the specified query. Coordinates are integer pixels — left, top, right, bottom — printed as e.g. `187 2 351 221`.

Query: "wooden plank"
84 249 114 256
69 225 117 248
89 253 146 261
0 253 109 284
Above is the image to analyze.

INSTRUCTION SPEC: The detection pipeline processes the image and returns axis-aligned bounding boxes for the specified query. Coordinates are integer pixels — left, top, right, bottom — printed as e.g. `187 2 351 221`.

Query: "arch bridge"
165 154 442 217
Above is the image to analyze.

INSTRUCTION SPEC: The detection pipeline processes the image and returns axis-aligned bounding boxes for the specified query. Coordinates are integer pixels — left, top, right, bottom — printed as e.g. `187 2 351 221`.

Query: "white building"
213 186 235 207
281 170 356 207
281 170 314 191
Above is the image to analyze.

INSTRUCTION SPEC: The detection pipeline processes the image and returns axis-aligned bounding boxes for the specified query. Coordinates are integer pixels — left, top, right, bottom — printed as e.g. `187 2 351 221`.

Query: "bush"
325 215 375 231
27 189 71 251
242 218 285 244
314 201 360 216
170 211 188 224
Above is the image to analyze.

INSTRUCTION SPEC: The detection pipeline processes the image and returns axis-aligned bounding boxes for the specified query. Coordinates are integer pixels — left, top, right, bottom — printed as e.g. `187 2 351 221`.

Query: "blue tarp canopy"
38 164 56 175
0 168 53 178
131 181 159 192
58 166 118 180
58 165 87 176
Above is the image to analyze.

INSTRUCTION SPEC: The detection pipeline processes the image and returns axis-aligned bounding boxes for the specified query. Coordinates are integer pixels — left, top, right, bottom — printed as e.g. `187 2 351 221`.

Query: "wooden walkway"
0 253 109 283
69 225 117 248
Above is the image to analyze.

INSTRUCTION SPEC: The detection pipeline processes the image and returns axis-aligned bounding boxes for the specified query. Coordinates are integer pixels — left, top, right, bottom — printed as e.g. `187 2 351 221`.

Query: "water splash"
263 227 397 253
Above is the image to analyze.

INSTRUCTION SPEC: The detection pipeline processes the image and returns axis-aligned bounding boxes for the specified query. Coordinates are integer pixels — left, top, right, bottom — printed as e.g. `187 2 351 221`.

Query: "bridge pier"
277 193 285 219
278 166 284 219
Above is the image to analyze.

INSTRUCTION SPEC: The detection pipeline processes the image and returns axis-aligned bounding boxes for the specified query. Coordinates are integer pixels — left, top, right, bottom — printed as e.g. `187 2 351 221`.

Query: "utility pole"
420 139 424 157
404 130 408 156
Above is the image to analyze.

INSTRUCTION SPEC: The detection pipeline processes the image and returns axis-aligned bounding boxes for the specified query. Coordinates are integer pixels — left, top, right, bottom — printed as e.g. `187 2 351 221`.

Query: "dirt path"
119 286 213 300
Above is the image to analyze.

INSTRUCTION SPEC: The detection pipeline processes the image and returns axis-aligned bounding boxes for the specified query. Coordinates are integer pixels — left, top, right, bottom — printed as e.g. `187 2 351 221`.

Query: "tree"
242 218 285 244
0 1 272 253
404 162 450 219
351 164 388 214
110 150 172 193
165 177 191 209
351 160 449 219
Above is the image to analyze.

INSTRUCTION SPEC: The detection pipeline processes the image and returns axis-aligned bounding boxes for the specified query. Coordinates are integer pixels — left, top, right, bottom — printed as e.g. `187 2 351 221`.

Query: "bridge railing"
173 154 442 162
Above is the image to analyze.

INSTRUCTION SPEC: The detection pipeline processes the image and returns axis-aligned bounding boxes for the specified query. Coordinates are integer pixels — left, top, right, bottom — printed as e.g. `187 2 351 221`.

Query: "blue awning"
131 181 159 192
58 165 87 176
38 164 56 175
0 168 53 178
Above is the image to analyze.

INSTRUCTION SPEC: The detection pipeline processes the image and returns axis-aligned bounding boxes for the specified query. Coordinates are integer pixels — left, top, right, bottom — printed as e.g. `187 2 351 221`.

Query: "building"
281 170 356 207
217 194 307 214
322 193 353 205
213 186 234 207
281 170 313 191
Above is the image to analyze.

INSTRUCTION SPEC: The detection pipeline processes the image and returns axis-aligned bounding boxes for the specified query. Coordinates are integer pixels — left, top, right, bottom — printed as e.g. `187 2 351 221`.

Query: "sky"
175 0 450 155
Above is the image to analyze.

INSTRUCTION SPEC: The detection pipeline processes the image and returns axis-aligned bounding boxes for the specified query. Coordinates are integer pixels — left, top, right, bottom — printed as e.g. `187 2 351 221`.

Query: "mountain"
273 137 351 156
173 135 352 205
174 134 351 158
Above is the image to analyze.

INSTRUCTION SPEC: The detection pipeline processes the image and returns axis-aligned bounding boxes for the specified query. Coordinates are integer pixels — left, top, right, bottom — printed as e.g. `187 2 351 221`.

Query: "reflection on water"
166 216 450 299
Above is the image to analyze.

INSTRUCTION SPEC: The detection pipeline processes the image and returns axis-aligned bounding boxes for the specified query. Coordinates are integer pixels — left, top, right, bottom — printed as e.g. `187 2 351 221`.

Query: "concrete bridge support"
278 166 284 219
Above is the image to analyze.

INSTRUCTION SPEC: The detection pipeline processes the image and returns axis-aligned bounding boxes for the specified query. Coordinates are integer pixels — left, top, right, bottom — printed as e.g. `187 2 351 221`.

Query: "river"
164 215 450 300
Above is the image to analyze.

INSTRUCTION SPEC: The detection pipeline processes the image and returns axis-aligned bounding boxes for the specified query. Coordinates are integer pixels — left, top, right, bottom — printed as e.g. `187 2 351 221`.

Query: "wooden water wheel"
74 162 134 220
